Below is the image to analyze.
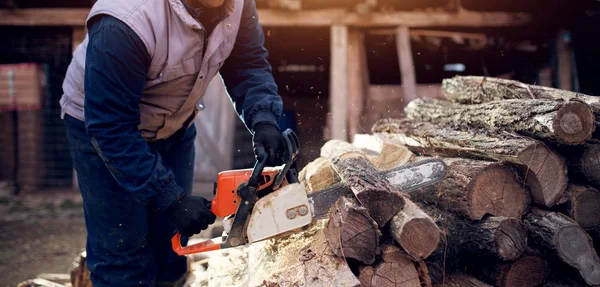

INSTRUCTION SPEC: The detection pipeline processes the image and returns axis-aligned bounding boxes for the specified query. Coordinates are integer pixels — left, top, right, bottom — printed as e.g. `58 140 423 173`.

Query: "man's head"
184 0 225 8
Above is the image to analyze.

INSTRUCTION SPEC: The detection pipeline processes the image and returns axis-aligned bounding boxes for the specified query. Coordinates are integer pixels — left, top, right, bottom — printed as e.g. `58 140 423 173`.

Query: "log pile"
22 76 600 287
367 75 600 286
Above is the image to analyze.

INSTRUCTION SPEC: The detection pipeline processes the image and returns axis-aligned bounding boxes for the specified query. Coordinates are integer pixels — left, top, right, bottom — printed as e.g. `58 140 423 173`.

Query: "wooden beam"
329 25 348 141
0 8 89 26
347 28 368 140
0 8 531 28
72 27 86 52
396 26 417 102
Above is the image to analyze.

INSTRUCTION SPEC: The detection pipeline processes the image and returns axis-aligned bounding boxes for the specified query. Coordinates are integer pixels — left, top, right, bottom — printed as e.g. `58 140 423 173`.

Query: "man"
60 0 286 285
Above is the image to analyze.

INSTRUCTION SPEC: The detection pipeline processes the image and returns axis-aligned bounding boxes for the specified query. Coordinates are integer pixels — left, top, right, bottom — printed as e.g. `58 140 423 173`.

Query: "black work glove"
252 122 286 166
166 195 216 237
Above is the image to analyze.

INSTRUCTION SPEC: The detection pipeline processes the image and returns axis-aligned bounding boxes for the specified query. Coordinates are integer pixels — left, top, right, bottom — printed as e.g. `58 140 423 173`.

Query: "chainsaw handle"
171 233 222 256
248 150 269 188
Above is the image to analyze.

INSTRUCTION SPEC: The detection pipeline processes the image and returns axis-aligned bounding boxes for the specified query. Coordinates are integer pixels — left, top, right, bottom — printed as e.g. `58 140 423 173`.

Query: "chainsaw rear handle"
171 151 270 256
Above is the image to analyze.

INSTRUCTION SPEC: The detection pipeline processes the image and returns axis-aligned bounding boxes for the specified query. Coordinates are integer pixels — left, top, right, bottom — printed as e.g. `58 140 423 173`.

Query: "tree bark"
409 157 530 220
441 75 600 124
554 184 600 231
325 196 381 264
389 199 441 260
467 255 550 287
427 208 527 263
373 118 568 207
523 208 600 285
557 143 600 187
405 98 595 145
325 154 406 227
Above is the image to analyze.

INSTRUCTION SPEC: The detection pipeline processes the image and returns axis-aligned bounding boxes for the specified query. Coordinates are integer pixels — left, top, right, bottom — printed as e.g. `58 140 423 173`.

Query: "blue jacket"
82 0 282 212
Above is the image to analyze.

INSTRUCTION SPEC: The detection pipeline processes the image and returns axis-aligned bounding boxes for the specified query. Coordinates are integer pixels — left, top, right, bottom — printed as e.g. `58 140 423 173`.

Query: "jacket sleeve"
83 15 185 212
219 0 283 131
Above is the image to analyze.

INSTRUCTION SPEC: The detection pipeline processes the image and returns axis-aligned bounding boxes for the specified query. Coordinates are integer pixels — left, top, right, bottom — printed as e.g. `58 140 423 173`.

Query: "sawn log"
405 98 595 145
373 118 567 207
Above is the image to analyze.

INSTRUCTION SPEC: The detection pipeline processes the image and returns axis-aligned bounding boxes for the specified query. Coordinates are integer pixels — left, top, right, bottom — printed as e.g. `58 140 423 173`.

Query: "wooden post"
329 25 348 141
347 28 368 140
556 30 573 91
396 26 417 102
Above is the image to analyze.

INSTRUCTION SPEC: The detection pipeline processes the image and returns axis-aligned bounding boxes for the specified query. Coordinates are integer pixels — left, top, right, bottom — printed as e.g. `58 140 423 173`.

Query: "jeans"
65 114 194 286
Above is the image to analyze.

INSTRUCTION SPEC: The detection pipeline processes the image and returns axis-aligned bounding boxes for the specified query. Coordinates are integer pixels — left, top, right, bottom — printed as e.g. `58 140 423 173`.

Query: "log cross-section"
409 157 530 220
324 196 381 264
523 208 600 285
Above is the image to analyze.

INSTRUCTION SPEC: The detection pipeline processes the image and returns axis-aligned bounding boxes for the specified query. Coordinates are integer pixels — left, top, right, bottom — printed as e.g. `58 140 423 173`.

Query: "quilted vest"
60 0 243 140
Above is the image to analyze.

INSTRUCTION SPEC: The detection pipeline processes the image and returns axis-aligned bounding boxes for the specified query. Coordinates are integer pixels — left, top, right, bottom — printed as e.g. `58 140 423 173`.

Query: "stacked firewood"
298 75 600 287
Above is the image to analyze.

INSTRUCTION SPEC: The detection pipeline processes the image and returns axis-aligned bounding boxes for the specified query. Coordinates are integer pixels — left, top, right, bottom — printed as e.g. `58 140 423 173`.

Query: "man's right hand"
166 195 216 237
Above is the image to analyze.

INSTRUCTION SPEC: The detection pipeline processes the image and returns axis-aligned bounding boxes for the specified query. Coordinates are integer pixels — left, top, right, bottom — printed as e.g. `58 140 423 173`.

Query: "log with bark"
442 75 600 124
373 118 567 207
554 184 600 231
325 196 381 264
321 140 441 260
523 208 600 285
557 143 600 187
467 255 550 287
425 208 528 264
389 199 442 260
405 98 595 145
408 157 530 220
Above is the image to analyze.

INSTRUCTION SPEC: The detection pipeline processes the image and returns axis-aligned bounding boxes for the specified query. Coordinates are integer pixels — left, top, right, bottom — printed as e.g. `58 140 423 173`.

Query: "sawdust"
194 219 359 286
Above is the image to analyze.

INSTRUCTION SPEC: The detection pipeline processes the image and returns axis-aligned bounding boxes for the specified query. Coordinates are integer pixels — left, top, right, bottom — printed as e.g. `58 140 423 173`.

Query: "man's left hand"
252 122 286 166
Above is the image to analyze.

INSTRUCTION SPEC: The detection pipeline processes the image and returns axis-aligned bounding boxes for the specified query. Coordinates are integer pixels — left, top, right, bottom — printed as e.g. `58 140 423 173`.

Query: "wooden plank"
329 25 348 141
346 28 367 140
396 26 417 102
0 8 531 28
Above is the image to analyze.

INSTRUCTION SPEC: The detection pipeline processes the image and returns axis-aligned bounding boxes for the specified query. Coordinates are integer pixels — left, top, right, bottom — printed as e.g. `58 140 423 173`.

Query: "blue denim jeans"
65 114 193 286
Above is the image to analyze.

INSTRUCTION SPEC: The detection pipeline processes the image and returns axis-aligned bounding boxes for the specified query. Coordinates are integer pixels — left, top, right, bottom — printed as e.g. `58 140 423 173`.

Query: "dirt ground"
0 188 86 287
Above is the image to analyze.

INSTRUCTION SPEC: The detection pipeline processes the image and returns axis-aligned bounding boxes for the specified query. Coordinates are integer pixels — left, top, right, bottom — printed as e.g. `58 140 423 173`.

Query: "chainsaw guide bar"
307 158 446 218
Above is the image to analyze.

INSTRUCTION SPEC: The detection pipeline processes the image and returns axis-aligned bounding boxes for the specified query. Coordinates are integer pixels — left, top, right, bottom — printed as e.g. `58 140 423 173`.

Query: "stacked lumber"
367 75 600 286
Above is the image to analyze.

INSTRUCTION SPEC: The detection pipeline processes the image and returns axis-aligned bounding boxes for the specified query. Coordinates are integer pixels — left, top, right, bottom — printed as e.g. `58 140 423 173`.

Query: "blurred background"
0 0 599 285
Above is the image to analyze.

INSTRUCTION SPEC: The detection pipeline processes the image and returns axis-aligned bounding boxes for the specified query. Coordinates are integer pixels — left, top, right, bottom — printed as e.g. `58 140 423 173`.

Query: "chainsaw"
171 129 447 256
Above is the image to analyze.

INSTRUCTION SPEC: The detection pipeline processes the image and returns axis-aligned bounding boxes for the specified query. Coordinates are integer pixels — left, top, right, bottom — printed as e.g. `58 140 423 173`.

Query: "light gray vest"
60 0 243 140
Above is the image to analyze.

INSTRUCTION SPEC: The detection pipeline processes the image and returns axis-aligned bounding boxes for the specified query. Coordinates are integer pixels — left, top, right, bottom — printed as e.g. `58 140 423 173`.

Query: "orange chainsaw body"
211 167 281 218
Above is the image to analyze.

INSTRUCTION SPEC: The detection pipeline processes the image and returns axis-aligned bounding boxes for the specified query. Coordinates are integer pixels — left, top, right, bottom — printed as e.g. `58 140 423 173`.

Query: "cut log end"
494 218 528 261
470 164 530 220
354 187 406 227
518 144 567 207
582 144 600 186
502 256 550 287
325 197 381 265
557 226 600 285
564 184 600 230
376 246 421 287
553 101 595 145
391 200 440 260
